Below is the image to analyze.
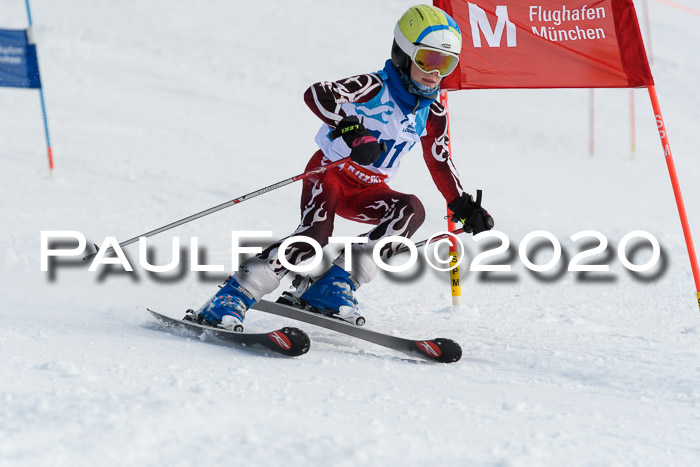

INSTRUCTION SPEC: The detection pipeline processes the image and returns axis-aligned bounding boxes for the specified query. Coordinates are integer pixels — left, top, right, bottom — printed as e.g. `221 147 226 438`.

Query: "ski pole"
401 190 488 253
83 156 352 261
397 228 466 254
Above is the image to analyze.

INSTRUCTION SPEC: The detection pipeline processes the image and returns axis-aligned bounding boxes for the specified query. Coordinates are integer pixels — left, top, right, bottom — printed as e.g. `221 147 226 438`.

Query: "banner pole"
36 77 54 172
440 90 462 305
647 86 700 309
25 0 54 173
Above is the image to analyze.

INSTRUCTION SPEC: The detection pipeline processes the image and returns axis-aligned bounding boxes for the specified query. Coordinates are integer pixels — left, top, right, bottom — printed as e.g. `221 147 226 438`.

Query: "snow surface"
2 0 700 465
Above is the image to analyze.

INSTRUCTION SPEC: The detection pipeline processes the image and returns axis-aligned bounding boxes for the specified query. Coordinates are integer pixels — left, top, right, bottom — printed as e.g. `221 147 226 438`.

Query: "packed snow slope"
2 0 700 465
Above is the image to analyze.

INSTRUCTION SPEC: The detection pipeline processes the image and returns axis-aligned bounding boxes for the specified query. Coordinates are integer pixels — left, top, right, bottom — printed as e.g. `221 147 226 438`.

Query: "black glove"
448 190 494 235
329 115 382 166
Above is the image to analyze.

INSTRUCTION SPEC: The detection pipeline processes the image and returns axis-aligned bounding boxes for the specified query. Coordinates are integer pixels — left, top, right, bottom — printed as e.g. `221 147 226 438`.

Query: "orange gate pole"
648 86 700 309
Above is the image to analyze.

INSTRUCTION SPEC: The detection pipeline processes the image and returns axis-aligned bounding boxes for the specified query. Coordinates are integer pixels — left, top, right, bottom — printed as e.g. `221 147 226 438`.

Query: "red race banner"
434 0 653 89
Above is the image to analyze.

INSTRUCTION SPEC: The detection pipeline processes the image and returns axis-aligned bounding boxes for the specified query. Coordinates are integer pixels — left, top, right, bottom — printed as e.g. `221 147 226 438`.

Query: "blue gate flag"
0 28 41 89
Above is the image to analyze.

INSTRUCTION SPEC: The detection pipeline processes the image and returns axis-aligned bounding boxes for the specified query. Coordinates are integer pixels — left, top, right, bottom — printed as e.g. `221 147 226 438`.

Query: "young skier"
195 4 494 331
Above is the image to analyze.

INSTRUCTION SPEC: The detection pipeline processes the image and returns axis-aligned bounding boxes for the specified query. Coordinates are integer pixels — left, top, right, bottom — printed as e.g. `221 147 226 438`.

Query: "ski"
147 309 310 357
251 300 462 363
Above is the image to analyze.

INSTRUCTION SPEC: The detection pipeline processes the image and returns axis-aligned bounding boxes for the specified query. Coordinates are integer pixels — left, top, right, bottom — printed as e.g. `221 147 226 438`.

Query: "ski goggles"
412 47 460 78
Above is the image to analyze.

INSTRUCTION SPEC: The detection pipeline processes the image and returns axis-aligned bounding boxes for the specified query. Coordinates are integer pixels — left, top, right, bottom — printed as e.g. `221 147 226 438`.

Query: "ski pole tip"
82 244 100 261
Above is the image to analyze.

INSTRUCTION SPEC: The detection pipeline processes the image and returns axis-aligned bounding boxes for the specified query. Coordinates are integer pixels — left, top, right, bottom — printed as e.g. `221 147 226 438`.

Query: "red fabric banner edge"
611 0 654 87
434 0 654 91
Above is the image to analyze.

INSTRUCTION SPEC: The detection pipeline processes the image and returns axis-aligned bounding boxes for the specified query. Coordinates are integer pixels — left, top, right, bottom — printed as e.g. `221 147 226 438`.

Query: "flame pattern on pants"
249 150 425 287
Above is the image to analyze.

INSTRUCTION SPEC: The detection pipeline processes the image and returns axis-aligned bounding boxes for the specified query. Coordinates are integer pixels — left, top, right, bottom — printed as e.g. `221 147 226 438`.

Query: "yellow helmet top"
394 5 462 57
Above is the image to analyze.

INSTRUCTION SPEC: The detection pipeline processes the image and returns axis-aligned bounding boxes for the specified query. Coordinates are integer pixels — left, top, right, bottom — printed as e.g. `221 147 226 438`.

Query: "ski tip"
415 338 462 363
268 327 311 357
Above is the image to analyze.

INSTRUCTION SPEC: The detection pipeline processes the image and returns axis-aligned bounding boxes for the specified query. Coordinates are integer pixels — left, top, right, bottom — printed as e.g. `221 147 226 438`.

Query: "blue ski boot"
196 276 256 332
298 265 365 326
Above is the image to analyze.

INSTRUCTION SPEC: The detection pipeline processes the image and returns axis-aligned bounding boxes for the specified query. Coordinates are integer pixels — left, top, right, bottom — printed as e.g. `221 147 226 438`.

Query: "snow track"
2 0 700 465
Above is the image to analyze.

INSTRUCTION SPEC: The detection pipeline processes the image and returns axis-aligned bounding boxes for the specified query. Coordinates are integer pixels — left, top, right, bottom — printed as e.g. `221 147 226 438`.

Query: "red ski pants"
256 150 426 283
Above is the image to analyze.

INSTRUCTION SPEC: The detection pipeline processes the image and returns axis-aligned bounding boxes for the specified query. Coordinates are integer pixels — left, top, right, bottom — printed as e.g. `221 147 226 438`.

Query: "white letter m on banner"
468 3 517 47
